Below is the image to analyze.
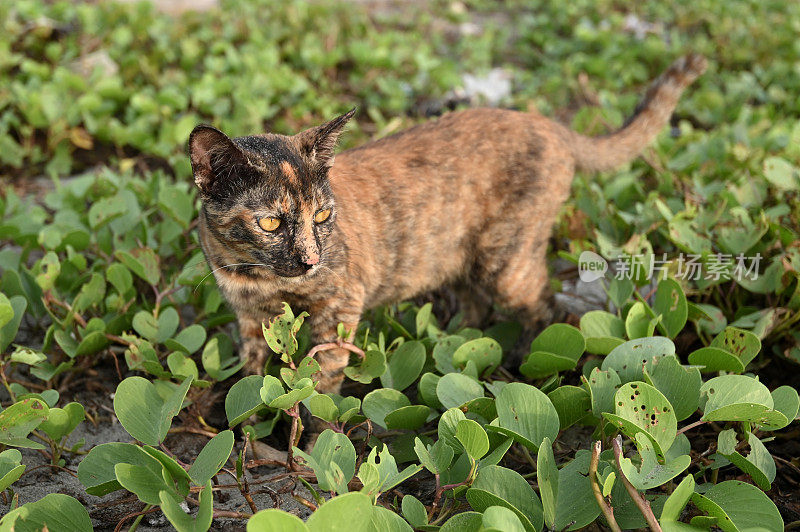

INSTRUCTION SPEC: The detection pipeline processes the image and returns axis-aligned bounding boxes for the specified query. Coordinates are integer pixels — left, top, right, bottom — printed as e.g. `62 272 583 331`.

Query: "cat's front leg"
237 314 271 375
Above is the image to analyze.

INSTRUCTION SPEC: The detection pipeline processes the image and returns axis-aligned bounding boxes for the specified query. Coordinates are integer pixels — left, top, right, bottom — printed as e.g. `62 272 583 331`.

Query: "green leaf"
305 492 374 532
466 465 544 532
601 337 676 383
0 397 49 449
115 248 160 285
0 296 26 353
482 506 526 532
763 156 799 191
414 437 454 475
384 405 431 430
262 303 307 358
625 301 658 339
688 346 746 373
293 430 356 493
652 278 688 338
762 385 800 430
269 383 315 410
604 381 678 457
0 449 25 492
88 195 127 228
160 480 213 532
452 337 503 375
39 402 84 442
580 310 626 355
709 327 761 367
203 333 244 381
437 372 484 409
433 335 466 374
164 325 207 354
0 293 13 329
344 349 387 384
537 436 558 529
553 450 600 530
488 382 559 451
439 512 483 532
547 385 592 430
660 475 695 522
619 432 690 489
715 429 775 490
438 407 467 452
106 263 133 295
132 307 180 344
644 355 702 421
691 480 783 532
115 461 172 505
700 375 786 426
362 388 411 429
247 509 309 532
306 393 340 422
358 445 422 498
113 375 193 446
167 352 199 380
188 430 234 485
401 494 428 528
381 340 426 391
226 375 265 426
158 184 195 228
455 419 489 460
584 367 622 417
415 302 433 337
0 493 92 532
77 442 157 496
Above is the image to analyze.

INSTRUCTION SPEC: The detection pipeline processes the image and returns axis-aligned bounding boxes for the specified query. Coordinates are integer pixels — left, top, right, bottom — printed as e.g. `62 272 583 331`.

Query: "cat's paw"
240 339 269 375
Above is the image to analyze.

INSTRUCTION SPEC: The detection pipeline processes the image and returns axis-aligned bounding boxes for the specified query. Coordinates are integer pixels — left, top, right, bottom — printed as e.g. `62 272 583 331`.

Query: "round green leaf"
688 346 745 373
482 506 526 532
579 310 626 355
433 335 467 374
553 451 600 530
247 509 309 532
653 278 688 338
362 388 411 429
381 340 426 391
691 480 783 532
0 493 92 532
490 382 559 451
384 405 431 430
466 465 543 532
401 494 428 528
113 375 192 446
547 385 592 430
452 337 503 375
226 375 266 427
305 492 374 532
436 372 483 409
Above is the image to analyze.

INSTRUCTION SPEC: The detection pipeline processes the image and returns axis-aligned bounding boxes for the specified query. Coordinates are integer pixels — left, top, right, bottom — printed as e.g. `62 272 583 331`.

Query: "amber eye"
258 217 281 232
314 209 331 224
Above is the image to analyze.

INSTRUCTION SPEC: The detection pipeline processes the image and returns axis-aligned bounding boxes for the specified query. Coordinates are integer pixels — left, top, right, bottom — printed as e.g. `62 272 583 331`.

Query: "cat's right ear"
188 125 245 195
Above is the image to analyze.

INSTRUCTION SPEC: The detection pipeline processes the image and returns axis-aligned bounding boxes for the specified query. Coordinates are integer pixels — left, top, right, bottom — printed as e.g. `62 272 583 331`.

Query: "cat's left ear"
297 108 356 168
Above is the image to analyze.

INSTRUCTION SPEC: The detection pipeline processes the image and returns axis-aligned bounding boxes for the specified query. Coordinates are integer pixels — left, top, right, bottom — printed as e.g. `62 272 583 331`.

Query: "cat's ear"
297 108 356 168
188 125 246 194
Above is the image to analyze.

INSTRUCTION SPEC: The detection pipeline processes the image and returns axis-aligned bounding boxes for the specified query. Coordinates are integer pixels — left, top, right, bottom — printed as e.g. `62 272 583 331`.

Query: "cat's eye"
258 217 281 232
314 209 331 224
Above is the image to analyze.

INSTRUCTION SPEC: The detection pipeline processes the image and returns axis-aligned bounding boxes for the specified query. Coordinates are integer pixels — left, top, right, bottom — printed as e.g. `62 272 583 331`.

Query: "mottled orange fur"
189 54 706 394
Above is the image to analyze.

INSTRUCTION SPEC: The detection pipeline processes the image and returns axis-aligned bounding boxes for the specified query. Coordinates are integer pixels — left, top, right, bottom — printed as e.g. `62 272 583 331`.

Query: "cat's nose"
302 253 320 266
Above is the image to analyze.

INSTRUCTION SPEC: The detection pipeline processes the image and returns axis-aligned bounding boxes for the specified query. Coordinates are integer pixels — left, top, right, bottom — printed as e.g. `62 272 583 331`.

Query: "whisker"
193 262 268 292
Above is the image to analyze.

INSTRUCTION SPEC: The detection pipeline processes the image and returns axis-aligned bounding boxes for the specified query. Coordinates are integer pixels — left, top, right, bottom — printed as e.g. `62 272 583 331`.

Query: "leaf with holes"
710 327 761 367
715 429 775 490
601 337 675 383
603 382 677 457
584 367 621 417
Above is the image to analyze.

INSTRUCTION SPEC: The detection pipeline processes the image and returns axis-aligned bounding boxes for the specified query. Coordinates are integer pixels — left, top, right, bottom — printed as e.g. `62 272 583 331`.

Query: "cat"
189 54 706 395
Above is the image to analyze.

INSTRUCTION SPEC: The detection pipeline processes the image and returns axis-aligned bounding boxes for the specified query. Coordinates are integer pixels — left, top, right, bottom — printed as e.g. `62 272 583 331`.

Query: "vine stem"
612 436 663 532
589 441 622 532
306 339 365 360
676 419 707 435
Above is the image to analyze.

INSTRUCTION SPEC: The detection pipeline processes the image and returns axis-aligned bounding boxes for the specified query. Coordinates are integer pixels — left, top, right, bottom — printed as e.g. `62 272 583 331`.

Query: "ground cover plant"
1 0 799 530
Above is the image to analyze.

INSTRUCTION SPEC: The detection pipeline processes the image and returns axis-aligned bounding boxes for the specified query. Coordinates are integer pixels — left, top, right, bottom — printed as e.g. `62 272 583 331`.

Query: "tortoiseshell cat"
189 54 706 394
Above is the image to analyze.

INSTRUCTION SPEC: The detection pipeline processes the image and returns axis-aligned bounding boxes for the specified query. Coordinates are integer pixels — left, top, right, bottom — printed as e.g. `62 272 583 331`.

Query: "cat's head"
189 109 355 279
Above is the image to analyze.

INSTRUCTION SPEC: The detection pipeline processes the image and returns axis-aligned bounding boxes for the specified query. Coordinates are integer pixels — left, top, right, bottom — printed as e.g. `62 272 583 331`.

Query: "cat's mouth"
272 263 319 279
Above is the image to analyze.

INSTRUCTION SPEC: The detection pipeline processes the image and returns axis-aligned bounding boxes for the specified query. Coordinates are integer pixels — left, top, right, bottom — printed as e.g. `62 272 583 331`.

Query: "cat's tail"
566 53 707 172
